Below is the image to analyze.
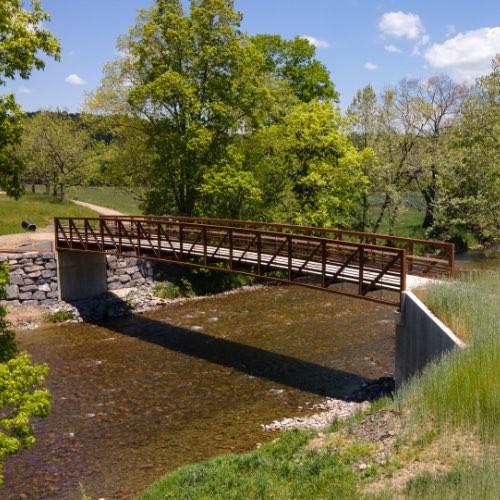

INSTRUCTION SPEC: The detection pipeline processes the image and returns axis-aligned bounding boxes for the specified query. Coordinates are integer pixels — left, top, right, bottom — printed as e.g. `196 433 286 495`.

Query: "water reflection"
1 285 396 499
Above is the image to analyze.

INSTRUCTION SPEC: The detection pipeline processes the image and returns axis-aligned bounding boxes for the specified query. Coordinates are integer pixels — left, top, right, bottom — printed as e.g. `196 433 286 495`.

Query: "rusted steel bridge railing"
55 216 417 306
102 215 455 278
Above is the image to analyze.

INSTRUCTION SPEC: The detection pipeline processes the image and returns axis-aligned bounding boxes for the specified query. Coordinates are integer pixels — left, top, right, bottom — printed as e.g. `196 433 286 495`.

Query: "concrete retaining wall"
395 291 464 387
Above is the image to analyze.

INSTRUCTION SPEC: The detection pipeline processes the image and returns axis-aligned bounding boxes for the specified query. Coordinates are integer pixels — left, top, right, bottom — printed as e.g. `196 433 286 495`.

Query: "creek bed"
1 285 397 499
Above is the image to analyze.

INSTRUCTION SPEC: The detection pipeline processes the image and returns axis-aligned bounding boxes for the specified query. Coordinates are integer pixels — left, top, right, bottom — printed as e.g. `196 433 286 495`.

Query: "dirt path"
0 200 125 251
69 199 124 216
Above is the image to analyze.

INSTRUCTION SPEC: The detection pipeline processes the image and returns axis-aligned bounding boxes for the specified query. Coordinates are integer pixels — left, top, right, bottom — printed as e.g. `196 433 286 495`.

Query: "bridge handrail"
55 216 408 307
56 216 408 253
99 215 454 276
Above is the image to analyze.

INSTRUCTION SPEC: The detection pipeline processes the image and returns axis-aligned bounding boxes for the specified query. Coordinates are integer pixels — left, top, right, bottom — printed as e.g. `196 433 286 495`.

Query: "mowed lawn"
0 193 98 235
65 186 141 214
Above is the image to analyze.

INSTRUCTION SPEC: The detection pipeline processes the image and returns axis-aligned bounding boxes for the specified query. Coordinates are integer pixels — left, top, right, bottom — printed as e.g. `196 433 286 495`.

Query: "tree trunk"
371 193 391 233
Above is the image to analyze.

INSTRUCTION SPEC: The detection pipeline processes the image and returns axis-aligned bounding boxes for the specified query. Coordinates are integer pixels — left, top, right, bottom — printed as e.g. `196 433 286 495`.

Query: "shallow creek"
2 285 398 499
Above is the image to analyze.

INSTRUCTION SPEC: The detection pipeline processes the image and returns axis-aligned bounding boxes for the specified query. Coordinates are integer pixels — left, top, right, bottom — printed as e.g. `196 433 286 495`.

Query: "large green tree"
431 56 500 244
0 0 60 197
21 111 100 200
86 0 345 219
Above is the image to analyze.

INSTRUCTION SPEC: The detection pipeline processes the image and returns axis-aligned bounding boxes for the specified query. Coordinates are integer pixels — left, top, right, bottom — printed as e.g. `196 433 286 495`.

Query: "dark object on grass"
21 220 37 231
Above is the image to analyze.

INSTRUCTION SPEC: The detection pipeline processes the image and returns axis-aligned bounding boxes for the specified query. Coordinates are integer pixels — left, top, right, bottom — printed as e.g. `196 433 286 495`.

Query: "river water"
1 283 399 499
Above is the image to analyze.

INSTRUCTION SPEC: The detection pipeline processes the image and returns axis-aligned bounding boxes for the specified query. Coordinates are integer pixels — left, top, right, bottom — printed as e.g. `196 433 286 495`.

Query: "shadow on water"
92 309 371 399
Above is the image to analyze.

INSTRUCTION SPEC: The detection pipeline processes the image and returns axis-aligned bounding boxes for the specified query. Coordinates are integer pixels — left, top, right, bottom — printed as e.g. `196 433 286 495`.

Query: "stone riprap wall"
0 252 58 306
106 255 154 291
1 252 165 306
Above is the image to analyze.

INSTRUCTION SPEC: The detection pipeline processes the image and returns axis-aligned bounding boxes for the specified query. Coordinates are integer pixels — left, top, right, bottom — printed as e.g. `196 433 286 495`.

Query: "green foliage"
0 192 97 235
0 262 51 485
86 0 356 225
253 100 369 227
0 264 18 363
154 263 254 299
430 56 500 245
251 34 338 103
43 310 74 323
183 263 253 295
139 429 359 499
153 282 184 300
20 111 102 201
0 0 60 197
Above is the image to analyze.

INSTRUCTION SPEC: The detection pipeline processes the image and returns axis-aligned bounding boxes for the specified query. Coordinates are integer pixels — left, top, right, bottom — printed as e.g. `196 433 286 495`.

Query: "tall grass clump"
140 430 360 499
406 454 499 500
399 270 500 443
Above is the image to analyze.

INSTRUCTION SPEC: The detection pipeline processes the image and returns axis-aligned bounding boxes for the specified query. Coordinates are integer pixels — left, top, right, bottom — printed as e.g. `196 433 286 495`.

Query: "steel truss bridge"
55 216 454 307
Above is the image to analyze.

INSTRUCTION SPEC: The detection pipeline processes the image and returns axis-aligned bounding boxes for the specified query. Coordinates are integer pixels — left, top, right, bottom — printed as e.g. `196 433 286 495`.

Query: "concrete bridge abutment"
57 251 107 302
395 291 464 388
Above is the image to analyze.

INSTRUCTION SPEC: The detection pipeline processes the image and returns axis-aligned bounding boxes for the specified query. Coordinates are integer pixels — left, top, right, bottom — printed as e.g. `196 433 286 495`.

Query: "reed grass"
399 270 500 443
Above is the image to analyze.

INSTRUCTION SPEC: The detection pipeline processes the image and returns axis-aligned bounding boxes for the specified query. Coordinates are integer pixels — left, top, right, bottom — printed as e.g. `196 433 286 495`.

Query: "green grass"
406 455 499 500
367 195 427 239
65 186 141 214
140 430 360 500
0 193 98 235
43 311 75 323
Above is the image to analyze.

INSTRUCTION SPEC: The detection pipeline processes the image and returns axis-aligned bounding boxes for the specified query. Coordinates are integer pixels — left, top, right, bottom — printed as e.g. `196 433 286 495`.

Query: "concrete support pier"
395 291 464 387
57 251 107 301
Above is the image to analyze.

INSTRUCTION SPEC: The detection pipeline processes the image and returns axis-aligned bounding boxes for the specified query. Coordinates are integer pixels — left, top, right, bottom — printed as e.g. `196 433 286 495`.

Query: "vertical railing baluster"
179 224 184 261
358 246 365 296
257 232 262 275
400 249 407 293
100 219 104 251
321 240 326 288
288 235 292 282
157 223 161 259
203 226 207 266
229 229 233 270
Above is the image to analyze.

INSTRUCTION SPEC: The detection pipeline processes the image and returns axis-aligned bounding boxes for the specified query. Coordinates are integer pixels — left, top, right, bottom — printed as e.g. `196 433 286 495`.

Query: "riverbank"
139 268 499 499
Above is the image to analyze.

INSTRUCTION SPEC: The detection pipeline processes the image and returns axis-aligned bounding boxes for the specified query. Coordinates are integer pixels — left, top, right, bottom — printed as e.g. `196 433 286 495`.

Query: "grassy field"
0 193 98 235
65 186 141 214
139 270 499 499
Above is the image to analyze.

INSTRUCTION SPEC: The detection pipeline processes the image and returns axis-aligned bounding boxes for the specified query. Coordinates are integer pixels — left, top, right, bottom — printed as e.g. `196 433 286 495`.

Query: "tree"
349 77 469 235
251 34 338 103
85 0 338 218
0 0 60 197
431 56 500 245
0 263 50 485
21 111 98 200
249 100 369 227
347 84 379 231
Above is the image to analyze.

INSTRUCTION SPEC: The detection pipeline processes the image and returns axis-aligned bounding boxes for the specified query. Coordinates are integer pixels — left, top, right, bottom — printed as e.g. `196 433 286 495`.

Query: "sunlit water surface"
2 285 400 499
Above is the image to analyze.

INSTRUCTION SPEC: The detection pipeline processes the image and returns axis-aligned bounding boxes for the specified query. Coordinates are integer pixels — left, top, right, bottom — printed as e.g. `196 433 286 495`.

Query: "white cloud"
424 27 500 82
18 87 32 94
379 11 424 40
301 36 330 49
364 62 379 70
384 44 402 53
65 74 87 86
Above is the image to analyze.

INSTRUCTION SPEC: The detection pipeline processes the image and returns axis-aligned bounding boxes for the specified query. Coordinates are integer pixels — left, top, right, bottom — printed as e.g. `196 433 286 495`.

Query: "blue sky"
5 0 500 112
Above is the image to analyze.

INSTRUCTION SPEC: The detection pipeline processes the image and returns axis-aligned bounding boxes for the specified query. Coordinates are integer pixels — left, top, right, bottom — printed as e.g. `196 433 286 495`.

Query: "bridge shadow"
84 303 373 401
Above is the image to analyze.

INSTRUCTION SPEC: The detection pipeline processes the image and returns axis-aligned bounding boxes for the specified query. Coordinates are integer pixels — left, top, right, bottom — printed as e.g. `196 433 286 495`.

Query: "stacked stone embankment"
1 252 58 306
0 251 157 307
